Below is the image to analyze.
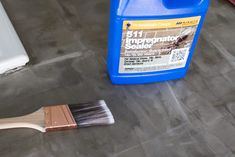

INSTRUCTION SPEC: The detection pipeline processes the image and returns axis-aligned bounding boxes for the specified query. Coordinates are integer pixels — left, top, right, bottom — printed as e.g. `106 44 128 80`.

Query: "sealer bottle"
107 0 210 84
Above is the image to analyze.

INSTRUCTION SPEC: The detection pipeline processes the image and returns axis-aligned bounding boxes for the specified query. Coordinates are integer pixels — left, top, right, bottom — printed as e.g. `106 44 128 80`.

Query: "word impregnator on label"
119 16 201 73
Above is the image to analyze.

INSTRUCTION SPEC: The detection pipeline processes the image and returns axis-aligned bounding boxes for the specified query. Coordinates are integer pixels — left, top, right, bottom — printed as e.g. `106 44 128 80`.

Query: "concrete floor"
0 0 235 156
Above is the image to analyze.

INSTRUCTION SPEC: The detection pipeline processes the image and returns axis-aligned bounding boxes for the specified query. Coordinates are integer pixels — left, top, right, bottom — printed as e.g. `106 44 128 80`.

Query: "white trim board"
0 2 29 74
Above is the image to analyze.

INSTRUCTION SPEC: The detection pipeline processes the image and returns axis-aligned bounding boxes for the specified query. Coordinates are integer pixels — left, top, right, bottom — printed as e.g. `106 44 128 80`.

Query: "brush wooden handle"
0 100 114 132
0 108 45 132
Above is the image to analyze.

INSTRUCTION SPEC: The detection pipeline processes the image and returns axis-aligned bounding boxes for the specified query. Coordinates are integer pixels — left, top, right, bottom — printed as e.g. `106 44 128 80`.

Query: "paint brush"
0 100 114 132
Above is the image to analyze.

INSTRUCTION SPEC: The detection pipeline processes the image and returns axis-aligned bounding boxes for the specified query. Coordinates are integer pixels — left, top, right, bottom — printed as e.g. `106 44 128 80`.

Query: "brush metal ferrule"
44 105 77 132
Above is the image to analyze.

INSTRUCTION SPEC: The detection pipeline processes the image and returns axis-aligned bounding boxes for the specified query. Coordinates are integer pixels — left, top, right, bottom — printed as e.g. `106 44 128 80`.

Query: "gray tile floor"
0 0 235 157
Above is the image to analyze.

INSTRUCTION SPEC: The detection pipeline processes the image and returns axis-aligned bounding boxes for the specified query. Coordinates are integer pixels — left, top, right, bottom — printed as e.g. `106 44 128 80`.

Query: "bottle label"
119 16 201 74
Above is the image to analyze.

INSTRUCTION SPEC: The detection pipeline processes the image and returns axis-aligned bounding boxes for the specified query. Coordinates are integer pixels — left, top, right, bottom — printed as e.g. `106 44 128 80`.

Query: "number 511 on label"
126 31 143 38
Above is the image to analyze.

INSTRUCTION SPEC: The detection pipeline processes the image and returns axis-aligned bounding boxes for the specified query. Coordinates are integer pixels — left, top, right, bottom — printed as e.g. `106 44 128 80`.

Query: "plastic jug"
107 0 210 84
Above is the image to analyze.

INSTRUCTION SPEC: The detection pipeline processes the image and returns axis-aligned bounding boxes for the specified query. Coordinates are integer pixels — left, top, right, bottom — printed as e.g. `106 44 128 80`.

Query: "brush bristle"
69 100 115 127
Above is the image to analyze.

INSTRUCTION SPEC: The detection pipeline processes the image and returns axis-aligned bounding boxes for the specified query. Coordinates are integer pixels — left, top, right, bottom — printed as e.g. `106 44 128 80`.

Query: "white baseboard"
0 2 29 74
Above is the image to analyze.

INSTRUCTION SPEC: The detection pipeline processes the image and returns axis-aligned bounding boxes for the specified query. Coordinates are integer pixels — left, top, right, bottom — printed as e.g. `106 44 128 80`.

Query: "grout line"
33 51 83 67
202 29 235 68
112 144 141 157
166 82 189 122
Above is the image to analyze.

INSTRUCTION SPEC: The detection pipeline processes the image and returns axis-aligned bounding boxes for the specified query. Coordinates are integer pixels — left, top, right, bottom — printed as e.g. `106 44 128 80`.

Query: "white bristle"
69 100 115 127
99 100 115 124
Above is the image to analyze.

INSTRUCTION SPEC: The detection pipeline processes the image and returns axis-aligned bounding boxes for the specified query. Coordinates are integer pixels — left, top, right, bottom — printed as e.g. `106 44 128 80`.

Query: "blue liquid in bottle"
107 0 210 84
